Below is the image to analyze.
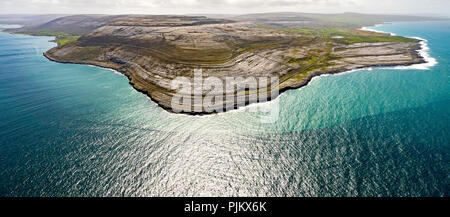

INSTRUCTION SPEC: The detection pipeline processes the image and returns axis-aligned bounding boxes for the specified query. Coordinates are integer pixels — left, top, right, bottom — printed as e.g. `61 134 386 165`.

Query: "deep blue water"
0 21 448 196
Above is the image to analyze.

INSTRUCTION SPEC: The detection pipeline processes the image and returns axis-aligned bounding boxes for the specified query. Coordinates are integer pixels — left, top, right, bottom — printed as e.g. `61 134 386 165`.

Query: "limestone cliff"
44 16 425 114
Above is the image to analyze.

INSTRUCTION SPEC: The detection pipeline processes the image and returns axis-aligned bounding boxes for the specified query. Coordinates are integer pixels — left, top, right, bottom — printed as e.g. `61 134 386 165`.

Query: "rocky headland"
39 15 425 114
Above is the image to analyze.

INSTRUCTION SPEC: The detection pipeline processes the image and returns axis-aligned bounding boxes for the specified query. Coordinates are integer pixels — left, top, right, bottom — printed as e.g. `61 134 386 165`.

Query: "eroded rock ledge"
44 17 425 115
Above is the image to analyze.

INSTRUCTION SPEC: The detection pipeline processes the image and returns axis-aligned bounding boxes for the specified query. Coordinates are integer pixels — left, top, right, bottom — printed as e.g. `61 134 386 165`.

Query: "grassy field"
258 25 416 44
18 30 80 46
55 35 80 46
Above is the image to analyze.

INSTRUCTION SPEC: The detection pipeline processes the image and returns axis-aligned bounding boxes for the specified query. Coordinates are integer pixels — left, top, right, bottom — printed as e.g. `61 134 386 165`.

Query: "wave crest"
360 25 437 70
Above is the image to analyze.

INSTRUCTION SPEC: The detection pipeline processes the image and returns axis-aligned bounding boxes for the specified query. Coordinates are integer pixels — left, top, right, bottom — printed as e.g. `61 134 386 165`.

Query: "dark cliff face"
42 15 426 115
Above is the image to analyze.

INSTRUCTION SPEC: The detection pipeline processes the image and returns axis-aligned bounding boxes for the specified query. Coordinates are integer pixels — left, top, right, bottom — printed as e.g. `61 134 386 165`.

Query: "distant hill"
0 14 68 26
10 14 233 35
16 15 124 35
5 12 446 36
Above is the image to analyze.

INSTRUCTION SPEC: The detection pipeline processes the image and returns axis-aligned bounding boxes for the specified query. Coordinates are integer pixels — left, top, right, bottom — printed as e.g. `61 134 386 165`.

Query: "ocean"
0 21 448 196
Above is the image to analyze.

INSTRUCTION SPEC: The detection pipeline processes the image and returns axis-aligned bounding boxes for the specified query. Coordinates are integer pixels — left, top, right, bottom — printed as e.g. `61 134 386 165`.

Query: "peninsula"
10 13 430 114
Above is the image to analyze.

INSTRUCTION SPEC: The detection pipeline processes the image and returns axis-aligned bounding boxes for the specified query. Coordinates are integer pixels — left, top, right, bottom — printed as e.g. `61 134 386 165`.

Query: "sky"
0 0 449 16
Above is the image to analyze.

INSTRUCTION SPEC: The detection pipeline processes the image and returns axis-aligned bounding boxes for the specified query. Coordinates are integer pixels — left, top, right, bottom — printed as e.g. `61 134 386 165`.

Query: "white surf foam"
87 64 125 76
360 24 437 70
360 23 397 36
309 67 364 83
310 24 439 85
389 36 438 70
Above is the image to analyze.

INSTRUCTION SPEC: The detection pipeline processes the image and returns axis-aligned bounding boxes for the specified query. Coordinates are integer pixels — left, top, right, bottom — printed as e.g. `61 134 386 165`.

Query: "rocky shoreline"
43 44 426 115
40 18 427 115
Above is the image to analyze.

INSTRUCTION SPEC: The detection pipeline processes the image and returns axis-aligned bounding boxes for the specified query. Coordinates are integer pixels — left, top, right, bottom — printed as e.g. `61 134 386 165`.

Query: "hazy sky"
0 0 449 16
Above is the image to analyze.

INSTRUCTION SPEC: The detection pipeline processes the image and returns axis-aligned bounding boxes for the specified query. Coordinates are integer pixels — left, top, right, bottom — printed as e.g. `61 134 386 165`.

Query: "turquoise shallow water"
0 21 449 196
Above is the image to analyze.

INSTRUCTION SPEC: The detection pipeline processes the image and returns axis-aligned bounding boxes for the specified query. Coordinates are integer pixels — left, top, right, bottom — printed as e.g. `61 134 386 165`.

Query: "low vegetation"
17 30 80 46
55 35 80 46
257 25 416 44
